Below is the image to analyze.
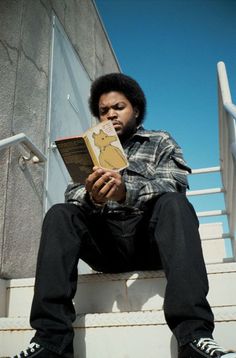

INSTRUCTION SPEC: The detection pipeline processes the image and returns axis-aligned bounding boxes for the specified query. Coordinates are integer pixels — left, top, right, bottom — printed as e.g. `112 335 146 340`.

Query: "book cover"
55 120 128 184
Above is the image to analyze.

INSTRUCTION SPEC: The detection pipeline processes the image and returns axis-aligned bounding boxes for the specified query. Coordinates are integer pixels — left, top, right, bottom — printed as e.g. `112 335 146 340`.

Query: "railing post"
217 61 236 260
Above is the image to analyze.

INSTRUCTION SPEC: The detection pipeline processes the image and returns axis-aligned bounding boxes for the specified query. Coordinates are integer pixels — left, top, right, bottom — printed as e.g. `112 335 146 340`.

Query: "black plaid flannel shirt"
64 127 191 212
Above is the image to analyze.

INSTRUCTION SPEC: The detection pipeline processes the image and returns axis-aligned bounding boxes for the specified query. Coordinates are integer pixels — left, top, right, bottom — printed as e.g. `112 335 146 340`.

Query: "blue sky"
95 0 236 231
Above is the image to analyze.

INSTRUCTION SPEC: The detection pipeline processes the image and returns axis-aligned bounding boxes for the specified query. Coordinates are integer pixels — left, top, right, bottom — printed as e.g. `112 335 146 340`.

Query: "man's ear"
134 108 139 119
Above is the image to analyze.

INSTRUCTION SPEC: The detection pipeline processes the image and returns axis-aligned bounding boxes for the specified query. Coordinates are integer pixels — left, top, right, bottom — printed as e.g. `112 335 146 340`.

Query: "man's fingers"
85 168 124 204
104 183 118 199
92 175 115 197
85 168 104 191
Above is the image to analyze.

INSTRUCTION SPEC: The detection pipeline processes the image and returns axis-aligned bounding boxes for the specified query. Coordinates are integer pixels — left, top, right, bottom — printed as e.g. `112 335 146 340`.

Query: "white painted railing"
187 166 225 216
217 61 236 259
0 133 46 168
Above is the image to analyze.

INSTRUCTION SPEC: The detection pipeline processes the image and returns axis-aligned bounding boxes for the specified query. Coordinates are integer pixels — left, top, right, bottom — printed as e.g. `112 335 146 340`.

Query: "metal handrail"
224 103 236 121
0 133 47 163
217 61 236 259
191 166 221 174
187 166 226 217
187 187 225 196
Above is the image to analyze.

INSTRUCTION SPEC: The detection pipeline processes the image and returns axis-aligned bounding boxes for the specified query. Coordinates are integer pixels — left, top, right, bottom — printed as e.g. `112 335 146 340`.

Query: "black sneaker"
12 342 60 357
178 338 236 357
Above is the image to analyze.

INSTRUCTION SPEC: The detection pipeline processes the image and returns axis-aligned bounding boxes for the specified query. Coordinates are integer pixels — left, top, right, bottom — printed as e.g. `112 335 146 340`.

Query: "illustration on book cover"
91 125 127 170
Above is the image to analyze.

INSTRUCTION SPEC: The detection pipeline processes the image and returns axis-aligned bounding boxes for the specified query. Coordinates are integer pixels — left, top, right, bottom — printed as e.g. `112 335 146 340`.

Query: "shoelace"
16 342 41 357
194 338 228 356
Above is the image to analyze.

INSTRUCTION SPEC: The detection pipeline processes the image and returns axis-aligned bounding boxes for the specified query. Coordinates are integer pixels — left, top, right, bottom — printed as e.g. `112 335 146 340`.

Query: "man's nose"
107 108 117 119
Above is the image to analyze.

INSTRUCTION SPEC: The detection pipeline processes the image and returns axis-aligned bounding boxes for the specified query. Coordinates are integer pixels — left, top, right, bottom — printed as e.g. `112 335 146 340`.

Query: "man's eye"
99 108 107 115
115 105 124 110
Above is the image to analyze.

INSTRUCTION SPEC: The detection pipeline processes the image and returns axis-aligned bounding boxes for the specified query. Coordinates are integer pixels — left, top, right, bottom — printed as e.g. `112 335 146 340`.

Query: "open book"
55 120 128 184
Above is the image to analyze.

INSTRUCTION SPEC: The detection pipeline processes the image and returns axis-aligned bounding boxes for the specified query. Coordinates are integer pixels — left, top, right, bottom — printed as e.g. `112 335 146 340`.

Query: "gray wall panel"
0 0 120 278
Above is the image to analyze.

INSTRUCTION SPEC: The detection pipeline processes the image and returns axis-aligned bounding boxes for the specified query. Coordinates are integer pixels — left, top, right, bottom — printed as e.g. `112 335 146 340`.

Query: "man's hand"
85 167 126 204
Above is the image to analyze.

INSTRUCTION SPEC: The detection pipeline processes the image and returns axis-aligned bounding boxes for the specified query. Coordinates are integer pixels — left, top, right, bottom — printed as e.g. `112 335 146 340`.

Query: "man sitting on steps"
13 73 236 358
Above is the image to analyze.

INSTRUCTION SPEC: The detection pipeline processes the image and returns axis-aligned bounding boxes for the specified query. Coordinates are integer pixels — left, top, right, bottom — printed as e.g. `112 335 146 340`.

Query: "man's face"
98 91 139 143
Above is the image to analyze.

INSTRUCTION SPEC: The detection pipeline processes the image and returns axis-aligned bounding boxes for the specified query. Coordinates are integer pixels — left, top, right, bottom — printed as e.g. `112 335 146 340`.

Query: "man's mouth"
112 121 122 129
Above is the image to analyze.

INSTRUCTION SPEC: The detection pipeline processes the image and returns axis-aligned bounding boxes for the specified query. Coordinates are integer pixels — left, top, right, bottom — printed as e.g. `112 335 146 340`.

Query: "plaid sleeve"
121 132 191 208
64 183 105 212
64 183 87 205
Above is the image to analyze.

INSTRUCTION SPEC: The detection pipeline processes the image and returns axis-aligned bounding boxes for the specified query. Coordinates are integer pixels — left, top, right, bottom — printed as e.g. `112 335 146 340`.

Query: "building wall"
0 0 120 278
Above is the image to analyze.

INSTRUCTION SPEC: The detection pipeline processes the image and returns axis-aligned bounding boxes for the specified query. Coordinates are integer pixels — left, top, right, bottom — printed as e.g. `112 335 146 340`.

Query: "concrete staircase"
0 223 236 358
1 61 235 358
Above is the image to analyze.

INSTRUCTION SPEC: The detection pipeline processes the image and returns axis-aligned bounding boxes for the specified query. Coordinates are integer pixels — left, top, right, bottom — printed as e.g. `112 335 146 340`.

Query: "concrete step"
3 263 236 318
0 238 236 358
0 306 236 357
199 222 229 263
1 263 236 357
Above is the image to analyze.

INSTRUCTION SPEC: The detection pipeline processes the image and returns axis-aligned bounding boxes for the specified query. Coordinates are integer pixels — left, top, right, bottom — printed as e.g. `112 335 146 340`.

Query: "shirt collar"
133 126 158 139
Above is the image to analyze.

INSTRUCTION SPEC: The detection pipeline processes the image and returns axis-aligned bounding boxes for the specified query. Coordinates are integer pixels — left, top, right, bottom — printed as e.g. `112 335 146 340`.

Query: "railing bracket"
18 154 40 170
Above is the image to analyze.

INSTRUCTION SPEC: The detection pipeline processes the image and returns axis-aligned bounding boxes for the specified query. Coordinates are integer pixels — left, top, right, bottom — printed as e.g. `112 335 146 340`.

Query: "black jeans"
30 192 214 357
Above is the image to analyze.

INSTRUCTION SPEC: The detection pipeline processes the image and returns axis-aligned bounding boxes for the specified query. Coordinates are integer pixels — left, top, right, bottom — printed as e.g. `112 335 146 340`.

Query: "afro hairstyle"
89 73 146 125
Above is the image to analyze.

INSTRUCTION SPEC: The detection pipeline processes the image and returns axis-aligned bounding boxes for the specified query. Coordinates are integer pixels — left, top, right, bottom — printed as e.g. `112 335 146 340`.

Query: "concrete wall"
0 0 120 279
